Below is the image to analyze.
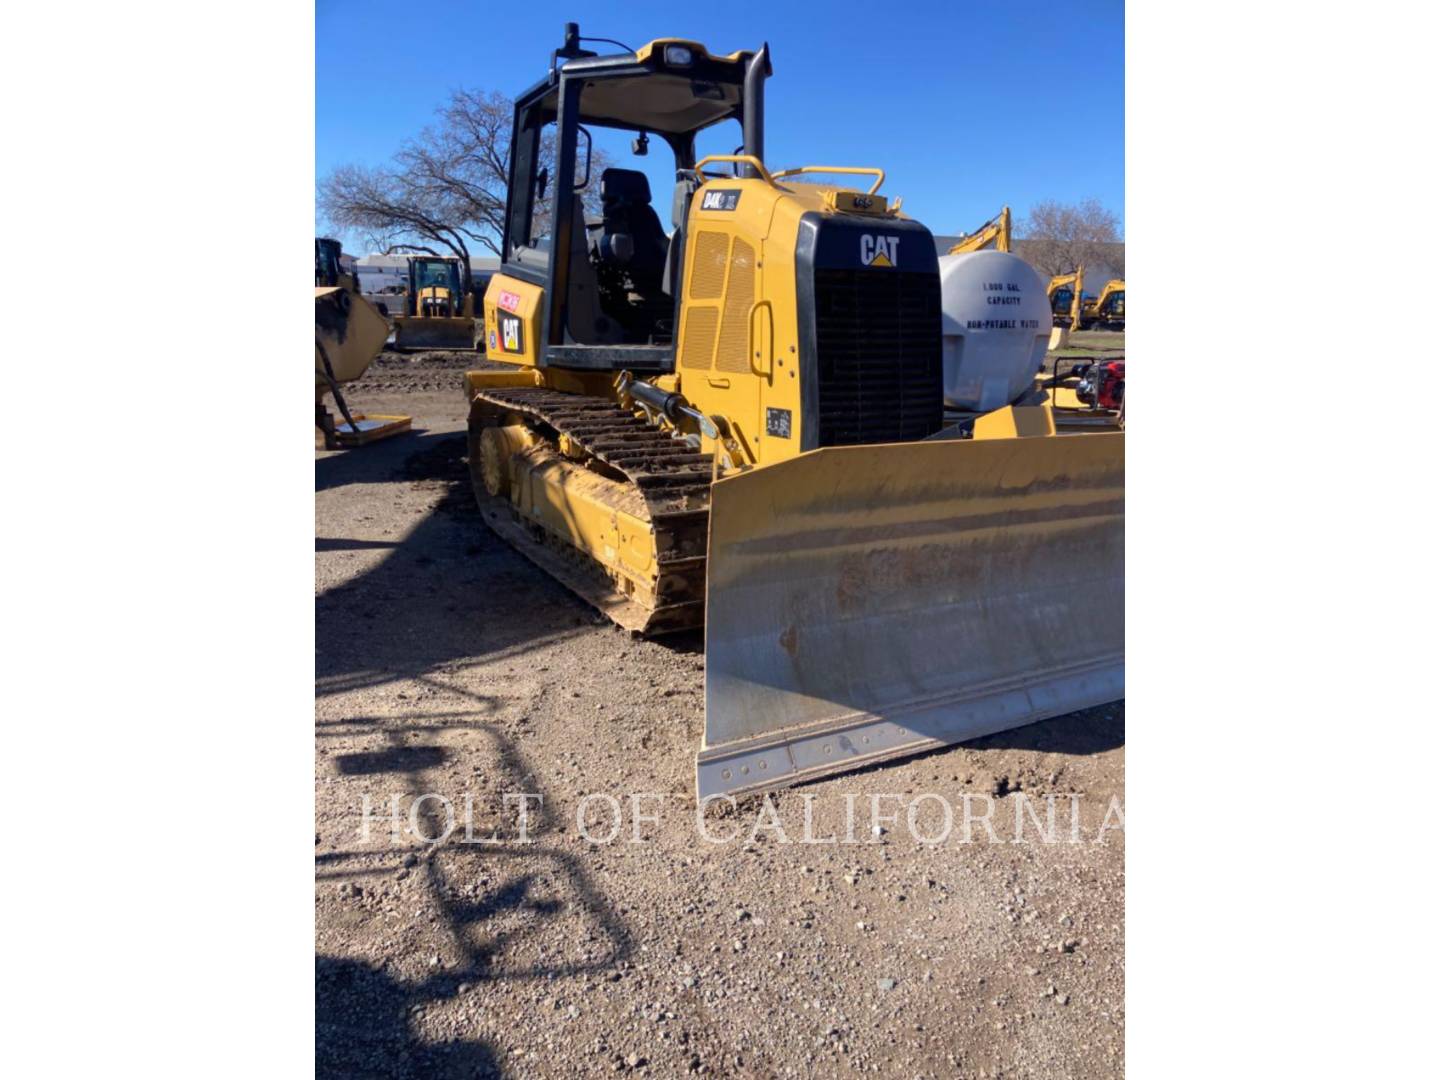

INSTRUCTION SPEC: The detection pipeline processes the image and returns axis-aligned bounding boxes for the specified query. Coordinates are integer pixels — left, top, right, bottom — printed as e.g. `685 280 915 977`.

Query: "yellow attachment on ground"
329 414 413 446
697 431 1124 799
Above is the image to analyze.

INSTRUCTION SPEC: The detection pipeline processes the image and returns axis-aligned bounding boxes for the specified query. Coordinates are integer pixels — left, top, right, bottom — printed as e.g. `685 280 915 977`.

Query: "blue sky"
316 0 1123 250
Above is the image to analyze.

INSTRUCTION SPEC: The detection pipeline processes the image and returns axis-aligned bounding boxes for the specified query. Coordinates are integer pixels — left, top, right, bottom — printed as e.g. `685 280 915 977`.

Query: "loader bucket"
392 316 481 352
697 432 1124 799
315 286 391 394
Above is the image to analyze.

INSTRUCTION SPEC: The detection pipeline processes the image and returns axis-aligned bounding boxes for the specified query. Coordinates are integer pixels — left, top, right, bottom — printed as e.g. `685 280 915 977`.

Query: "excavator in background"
947 206 1012 254
315 238 411 448
391 255 484 351
462 25 1123 799
1047 267 1085 332
1080 278 1125 330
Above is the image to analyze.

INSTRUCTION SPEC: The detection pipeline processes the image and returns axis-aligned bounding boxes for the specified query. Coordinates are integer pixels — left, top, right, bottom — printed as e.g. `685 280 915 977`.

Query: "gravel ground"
316 350 1125 1079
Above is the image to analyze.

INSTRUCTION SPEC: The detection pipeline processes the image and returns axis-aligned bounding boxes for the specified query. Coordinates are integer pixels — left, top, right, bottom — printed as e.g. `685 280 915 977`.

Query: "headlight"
664 44 693 66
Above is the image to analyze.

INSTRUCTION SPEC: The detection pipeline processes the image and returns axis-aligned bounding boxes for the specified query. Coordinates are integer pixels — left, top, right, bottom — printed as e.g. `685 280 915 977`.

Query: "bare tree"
319 89 609 294
1016 198 1124 278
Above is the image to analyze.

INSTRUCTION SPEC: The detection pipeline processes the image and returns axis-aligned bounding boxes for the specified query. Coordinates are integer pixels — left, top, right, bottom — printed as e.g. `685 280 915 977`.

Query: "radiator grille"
812 269 942 446
689 231 729 300
680 306 719 370
715 239 755 373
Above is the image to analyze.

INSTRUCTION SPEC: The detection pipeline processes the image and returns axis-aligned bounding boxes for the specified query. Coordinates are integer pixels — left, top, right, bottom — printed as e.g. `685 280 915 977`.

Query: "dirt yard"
316 350 1125 1079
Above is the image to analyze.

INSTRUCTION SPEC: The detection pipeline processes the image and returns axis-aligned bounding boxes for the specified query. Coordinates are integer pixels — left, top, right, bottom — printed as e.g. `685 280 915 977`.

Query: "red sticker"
497 290 523 313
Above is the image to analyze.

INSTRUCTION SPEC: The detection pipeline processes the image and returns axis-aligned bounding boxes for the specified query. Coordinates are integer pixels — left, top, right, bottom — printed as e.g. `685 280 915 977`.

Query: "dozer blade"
697 432 1124 799
392 317 480 352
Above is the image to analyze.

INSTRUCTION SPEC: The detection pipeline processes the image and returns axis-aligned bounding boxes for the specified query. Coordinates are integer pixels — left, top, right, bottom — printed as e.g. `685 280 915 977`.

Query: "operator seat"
597 168 668 296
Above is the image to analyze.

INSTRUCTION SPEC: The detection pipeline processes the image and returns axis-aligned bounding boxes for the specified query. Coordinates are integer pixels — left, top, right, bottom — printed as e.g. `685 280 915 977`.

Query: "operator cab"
407 257 464 317
501 24 770 369
315 237 344 288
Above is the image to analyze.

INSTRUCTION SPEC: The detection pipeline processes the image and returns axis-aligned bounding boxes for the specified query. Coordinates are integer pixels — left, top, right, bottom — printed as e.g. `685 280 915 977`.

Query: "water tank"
938 251 1052 411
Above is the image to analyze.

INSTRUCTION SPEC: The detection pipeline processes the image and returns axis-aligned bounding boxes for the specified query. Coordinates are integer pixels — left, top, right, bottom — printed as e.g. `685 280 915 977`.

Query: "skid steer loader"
463 26 1124 799
315 238 410 448
392 255 484 351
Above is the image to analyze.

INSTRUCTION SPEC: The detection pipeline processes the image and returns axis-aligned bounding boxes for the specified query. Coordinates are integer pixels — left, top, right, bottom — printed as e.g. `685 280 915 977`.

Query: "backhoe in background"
315 238 411 448
462 25 1124 799
391 255 484 351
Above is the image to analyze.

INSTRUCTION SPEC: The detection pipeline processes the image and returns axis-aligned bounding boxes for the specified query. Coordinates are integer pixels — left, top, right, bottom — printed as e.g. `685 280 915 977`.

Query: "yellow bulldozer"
391 255 484 351
463 26 1124 798
947 206 1012 254
315 238 410 448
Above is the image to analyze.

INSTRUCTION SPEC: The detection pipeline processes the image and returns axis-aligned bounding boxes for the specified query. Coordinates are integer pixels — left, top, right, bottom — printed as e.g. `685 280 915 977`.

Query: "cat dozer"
315 238 410 448
464 26 1124 799
392 255 483 351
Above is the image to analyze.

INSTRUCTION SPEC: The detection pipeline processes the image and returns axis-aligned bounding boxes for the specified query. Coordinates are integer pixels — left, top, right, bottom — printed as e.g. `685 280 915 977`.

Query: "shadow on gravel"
317 430 641 1076
315 426 434 493
315 432 597 696
970 701 1125 756
317 690 633 1075
334 744 448 775
316 954 502 1080
316 537 400 552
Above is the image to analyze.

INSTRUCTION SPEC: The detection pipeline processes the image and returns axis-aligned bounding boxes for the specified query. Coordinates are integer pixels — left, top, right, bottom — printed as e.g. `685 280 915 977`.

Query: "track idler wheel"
468 421 535 501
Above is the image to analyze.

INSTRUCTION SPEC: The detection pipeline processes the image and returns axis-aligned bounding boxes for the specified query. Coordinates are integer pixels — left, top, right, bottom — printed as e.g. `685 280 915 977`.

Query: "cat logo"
859 233 899 267
500 314 523 353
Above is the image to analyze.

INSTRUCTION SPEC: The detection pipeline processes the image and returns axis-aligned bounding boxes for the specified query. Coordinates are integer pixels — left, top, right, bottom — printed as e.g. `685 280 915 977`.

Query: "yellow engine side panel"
483 274 544 366
675 178 818 469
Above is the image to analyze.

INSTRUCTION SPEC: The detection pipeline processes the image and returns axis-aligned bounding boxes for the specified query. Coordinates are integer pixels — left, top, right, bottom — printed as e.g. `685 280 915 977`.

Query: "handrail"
748 300 773 379
691 159 887 197
693 154 774 184
770 165 885 195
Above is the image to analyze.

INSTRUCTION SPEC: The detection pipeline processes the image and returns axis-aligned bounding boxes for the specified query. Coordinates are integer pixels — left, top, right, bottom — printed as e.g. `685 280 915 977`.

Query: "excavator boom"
948 206 1012 254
